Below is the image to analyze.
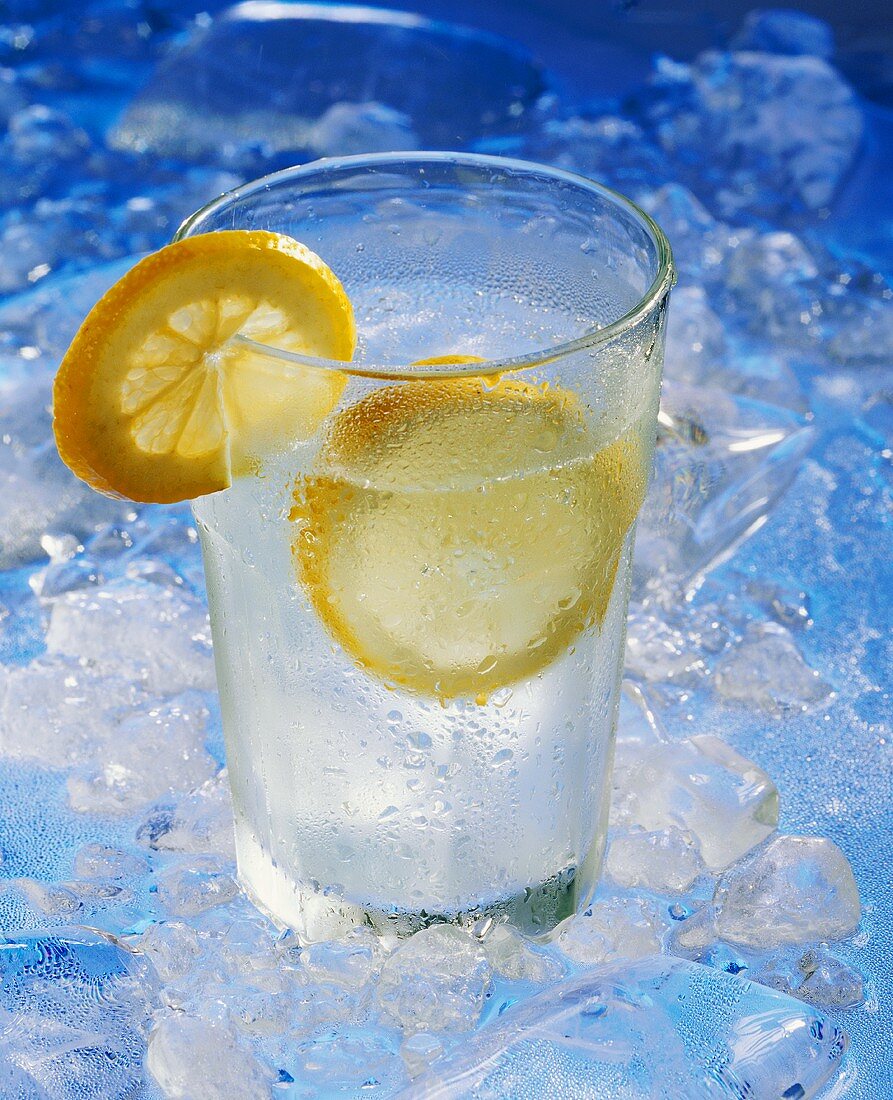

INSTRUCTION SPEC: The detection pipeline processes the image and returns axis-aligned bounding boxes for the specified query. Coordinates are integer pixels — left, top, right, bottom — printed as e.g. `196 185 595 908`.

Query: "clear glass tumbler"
179 153 674 940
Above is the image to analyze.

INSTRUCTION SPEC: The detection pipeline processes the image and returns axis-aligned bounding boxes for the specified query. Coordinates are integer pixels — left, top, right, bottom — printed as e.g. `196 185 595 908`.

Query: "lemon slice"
53 230 355 503
292 376 646 701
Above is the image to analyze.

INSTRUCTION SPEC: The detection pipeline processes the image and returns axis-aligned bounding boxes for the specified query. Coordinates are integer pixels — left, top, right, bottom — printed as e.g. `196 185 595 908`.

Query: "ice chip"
625 612 702 683
478 922 565 984
309 101 419 157
645 50 863 215
635 383 815 595
30 558 104 601
0 379 130 569
0 67 27 125
637 184 734 282
401 1031 447 1079
715 835 861 947
16 879 83 919
290 1026 407 1095
73 843 148 881
376 924 491 1033
828 296 893 366
607 826 705 894
128 921 203 984
662 285 729 387
0 658 147 767
156 856 239 918
147 1014 273 1100
7 105 90 163
135 772 235 858
611 733 779 871
743 576 813 630
714 623 832 714
0 927 159 1100
298 925 388 989
555 896 666 966
46 578 215 695
406 956 848 1099
751 945 864 1008
796 950 864 1008
66 693 217 814
722 230 822 345
522 114 661 194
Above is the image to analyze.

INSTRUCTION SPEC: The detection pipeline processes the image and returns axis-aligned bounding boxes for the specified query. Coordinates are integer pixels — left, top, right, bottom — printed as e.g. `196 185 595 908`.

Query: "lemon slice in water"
293 374 645 700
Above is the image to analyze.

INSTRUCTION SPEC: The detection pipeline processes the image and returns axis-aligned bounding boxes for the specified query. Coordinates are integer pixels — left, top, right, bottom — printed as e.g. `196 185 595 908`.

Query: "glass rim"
174 151 675 380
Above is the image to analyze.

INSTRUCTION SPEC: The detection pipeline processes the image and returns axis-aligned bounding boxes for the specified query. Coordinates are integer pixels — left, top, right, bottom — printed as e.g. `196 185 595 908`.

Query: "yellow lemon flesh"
292 374 646 701
53 230 355 503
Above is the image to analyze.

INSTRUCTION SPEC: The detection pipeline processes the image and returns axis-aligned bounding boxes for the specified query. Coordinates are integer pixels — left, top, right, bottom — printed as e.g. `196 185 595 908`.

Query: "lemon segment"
53 230 355 503
292 376 646 700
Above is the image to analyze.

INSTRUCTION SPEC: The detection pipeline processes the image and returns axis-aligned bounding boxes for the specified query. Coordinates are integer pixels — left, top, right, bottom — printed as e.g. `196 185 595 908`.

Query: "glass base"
236 829 599 942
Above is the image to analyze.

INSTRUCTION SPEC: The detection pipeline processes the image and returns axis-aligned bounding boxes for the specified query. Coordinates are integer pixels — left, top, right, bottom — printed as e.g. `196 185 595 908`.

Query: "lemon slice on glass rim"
53 230 355 504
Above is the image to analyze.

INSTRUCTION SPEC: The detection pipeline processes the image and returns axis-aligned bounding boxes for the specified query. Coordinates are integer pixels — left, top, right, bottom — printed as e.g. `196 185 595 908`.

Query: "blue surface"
0 1 891 1097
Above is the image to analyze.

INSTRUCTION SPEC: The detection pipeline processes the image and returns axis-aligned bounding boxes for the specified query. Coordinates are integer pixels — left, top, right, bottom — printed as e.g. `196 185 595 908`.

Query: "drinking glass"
178 153 674 940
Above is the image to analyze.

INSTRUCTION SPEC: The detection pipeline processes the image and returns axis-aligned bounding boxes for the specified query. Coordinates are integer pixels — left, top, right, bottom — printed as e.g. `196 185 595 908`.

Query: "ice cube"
0 258 134 365
607 826 705 894
376 924 491 1033
714 623 832 714
230 987 291 1037
66 693 217 814
135 772 235 858
289 1026 407 1095
645 50 863 215
0 67 26 125
524 114 662 193
309 102 419 157
0 1045 41 1100
611 733 779 871
637 184 734 282
796 950 864 1008
733 9 835 59
128 921 203 984
30 558 104 601
110 4 545 165
15 878 83 919
742 576 813 629
406 956 848 1099
828 296 893 366
661 285 729 387
156 856 239 918
625 613 703 683
751 945 864 1008
0 379 131 570
298 925 389 989
722 230 822 345
634 383 815 595
714 835 861 947
73 843 148 881
0 658 147 767
400 1031 447 1079
477 922 565 984
146 1015 273 1100
46 579 215 695
0 106 91 210
555 896 666 966
0 927 159 1100
7 105 90 164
